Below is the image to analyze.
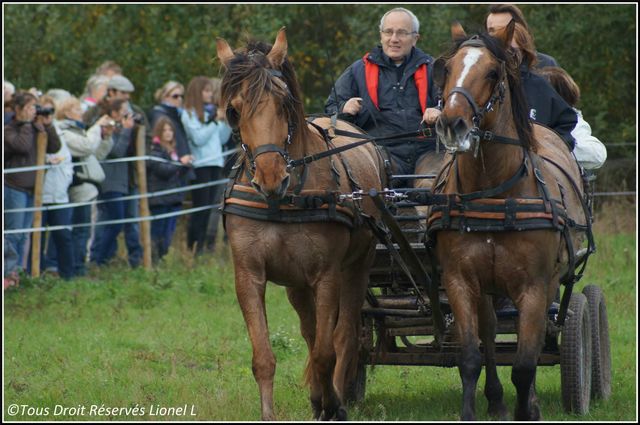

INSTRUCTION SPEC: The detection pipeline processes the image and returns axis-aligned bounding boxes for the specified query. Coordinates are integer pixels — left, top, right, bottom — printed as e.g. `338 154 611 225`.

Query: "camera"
204 104 218 124
35 104 55 117
126 112 144 125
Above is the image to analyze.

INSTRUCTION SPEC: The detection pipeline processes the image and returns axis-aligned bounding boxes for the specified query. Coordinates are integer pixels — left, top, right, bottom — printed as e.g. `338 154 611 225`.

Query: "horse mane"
220 40 309 141
440 32 535 149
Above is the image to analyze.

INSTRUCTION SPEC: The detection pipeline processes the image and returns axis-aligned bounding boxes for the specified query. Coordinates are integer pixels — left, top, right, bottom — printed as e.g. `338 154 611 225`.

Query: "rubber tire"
582 284 612 400
560 292 592 415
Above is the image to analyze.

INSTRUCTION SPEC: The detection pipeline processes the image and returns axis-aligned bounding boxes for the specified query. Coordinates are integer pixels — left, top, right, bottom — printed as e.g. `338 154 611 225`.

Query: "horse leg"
479 295 509 420
234 268 276 421
511 285 548 421
311 276 340 420
285 287 322 420
446 275 482 421
331 268 369 420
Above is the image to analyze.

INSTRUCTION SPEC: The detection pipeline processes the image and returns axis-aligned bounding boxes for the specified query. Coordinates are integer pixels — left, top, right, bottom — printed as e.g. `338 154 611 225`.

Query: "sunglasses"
170 93 184 99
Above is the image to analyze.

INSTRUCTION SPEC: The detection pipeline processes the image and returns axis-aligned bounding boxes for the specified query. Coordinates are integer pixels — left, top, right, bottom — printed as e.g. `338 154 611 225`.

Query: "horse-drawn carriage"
216 24 611 421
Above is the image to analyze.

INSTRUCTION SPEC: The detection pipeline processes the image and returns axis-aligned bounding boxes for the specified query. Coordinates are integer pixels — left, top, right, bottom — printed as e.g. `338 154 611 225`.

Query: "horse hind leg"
285 287 322 420
310 276 341 420
234 270 277 421
331 268 370 420
479 295 509 420
511 285 548 421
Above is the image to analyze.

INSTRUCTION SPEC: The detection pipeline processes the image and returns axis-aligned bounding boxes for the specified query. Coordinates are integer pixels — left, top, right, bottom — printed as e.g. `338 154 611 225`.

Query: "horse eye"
487 70 499 81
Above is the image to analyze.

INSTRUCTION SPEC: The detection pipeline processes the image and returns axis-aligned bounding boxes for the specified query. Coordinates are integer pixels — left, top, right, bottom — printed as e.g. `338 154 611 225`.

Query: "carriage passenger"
496 22 578 150
324 7 442 184
485 3 559 69
536 66 607 170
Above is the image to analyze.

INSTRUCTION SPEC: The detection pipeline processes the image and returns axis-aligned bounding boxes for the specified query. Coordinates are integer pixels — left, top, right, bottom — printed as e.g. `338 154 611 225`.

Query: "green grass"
3 225 636 421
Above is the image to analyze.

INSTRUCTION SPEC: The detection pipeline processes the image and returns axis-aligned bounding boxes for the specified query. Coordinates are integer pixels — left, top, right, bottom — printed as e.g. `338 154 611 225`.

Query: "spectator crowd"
4 61 234 288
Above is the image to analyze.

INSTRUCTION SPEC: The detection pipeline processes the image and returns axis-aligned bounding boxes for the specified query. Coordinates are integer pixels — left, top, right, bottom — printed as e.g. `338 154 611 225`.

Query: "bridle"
441 37 514 151
227 67 297 174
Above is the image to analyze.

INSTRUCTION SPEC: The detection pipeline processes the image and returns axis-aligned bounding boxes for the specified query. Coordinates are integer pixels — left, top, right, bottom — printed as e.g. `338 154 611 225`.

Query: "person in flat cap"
82 73 150 270
107 75 135 94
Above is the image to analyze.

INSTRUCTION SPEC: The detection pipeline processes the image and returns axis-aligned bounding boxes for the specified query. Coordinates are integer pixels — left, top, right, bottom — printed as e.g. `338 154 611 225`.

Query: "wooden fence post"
135 126 152 269
30 131 48 278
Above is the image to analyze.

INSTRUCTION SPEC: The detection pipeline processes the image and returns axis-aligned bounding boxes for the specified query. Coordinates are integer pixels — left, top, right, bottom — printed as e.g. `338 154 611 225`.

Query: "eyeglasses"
170 93 184 99
380 29 417 39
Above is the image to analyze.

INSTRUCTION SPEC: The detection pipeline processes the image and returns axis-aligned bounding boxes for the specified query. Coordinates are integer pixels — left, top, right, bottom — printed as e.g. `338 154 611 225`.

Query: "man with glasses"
84 74 146 270
325 7 442 183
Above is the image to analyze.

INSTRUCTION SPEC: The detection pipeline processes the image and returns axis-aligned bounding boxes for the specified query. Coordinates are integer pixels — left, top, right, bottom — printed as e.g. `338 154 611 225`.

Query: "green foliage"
4 4 635 149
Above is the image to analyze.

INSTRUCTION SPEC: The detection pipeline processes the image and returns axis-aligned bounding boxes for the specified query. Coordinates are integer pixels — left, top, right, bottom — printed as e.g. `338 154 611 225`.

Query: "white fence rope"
3 203 222 235
2 148 239 174
4 178 230 213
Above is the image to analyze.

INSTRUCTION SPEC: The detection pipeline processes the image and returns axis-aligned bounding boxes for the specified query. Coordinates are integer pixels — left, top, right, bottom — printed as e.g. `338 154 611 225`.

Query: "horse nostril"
452 117 468 135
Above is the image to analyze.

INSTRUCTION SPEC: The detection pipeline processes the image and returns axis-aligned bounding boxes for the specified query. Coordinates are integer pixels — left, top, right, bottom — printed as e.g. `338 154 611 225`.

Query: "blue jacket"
181 109 232 168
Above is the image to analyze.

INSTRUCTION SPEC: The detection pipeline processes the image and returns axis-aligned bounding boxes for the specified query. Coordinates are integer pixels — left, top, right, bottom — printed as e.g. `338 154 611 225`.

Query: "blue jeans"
38 206 75 279
70 204 92 276
4 185 34 275
91 191 142 267
150 204 180 260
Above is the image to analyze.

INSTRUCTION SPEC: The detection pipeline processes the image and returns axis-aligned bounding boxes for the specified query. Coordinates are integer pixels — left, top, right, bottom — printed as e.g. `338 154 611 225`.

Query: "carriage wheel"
582 284 612 400
560 292 592 414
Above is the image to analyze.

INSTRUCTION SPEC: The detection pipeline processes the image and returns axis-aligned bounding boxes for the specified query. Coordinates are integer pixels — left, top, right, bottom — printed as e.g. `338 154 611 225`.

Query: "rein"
287 125 436 169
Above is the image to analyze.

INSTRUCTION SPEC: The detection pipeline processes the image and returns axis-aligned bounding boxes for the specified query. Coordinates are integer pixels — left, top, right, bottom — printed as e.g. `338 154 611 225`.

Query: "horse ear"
451 21 467 42
433 58 447 89
267 27 288 67
492 19 515 49
216 38 235 68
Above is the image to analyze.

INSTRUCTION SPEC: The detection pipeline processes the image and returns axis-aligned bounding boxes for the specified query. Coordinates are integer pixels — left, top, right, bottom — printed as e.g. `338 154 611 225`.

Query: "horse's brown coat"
430 23 588 421
218 29 384 420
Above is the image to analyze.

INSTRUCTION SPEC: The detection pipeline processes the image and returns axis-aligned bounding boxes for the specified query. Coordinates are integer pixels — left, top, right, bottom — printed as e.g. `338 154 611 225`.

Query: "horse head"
434 21 528 153
217 28 304 200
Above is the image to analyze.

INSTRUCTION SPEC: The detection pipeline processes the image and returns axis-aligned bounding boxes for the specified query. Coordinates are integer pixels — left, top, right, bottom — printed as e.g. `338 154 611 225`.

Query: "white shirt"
571 108 607 170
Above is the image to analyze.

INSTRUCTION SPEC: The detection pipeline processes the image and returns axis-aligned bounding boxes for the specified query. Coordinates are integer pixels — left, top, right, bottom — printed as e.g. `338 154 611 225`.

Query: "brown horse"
429 22 588 420
216 29 385 421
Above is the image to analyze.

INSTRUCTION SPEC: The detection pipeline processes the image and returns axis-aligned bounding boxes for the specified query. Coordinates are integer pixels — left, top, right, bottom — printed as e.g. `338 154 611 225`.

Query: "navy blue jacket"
325 46 439 157
520 64 577 149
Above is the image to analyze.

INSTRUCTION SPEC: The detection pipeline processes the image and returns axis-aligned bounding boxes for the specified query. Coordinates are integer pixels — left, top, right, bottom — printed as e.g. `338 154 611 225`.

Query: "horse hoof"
488 403 509 420
318 406 347 421
514 407 541 421
335 406 348 421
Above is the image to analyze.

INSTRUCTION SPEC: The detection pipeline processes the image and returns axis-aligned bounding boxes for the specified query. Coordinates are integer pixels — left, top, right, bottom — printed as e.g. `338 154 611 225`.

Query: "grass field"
3 200 637 421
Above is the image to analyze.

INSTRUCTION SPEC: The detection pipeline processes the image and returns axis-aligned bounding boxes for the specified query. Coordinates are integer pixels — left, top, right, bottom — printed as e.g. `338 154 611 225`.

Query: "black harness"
427 36 595 296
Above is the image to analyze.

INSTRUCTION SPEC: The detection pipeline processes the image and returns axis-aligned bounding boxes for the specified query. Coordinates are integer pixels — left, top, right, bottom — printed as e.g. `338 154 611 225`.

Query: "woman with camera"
181 76 231 255
89 98 140 267
30 95 76 279
4 91 61 286
56 96 114 276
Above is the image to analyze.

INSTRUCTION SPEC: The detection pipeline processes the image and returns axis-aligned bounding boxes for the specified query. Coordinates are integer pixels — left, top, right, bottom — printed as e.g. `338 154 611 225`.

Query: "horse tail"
302 355 313 387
